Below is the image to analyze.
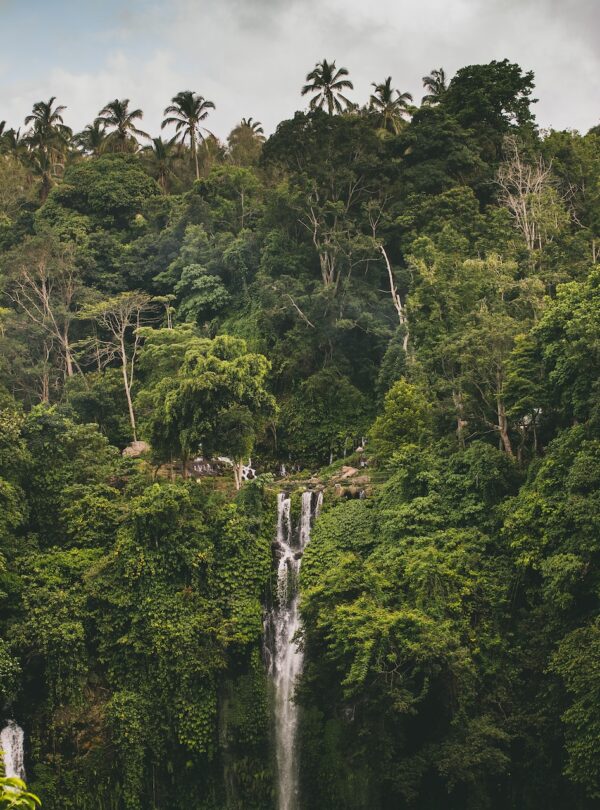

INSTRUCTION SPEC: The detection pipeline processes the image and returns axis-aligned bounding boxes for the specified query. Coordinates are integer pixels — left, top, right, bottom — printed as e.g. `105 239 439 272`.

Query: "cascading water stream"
265 490 322 810
1 721 25 780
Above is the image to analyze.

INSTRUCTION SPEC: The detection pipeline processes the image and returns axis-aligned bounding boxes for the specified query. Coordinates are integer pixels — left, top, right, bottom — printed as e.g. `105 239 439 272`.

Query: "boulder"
122 440 150 458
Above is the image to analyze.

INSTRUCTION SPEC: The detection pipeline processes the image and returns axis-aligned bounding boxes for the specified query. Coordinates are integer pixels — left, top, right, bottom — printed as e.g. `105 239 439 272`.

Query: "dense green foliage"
0 58 599 808
0 775 40 808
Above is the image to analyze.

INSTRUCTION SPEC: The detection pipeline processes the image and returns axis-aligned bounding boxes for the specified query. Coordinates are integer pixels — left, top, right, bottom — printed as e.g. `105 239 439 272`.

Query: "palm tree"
24 97 72 145
75 121 108 156
197 133 225 176
24 147 59 201
369 77 413 134
228 118 266 166
239 117 265 137
0 121 8 154
422 68 447 105
142 136 181 193
301 59 354 115
95 99 149 152
161 91 215 180
0 126 26 159
23 97 72 196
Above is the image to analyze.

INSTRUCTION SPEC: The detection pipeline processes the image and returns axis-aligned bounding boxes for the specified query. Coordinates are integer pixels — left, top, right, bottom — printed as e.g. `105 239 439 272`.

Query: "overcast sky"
0 0 598 140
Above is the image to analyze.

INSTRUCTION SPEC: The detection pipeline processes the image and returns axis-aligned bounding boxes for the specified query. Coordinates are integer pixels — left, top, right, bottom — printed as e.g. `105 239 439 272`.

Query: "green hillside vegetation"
0 59 599 809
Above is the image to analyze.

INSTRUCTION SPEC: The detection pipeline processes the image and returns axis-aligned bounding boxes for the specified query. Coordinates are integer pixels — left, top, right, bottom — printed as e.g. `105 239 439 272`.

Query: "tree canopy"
0 58 598 810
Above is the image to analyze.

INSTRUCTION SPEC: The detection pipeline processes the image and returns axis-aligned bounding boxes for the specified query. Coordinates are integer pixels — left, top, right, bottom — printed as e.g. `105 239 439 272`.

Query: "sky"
0 0 598 140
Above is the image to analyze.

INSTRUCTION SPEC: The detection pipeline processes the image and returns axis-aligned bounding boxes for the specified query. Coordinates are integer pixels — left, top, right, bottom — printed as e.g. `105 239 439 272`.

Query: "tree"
24 96 71 146
299 441 516 807
161 90 216 180
74 120 108 156
63 368 132 448
262 111 388 291
0 776 41 808
501 425 600 802
551 620 600 799
395 106 487 195
0 154 35 229
239 117 264 135
227 118 265 166
95 99 149 153
278 368 371 465
301 59 354 115
378 244 409 348
443 60 537 159
454 305 520 456
496 135 570 282
142 136 181 193
78 292 155 441
23 96 72 199
369 77 413 134
526 270 600 424
369 378 432 459
192 164 263 232
196 133 225 177
137 330 275 486
37 152 160 238
541 128 600 262
0 126 26 159
5 235 84 382
174 264 230 323
422 67 447 104
1 56 600 810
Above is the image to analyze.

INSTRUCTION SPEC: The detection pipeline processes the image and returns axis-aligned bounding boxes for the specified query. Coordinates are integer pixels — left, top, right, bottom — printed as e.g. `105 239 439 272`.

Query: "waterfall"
1 721 25 780
299 490 312 549
265 490 321 810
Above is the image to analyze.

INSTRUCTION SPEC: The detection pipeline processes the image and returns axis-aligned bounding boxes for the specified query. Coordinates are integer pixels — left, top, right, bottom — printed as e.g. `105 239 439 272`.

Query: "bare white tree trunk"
496 136 568 262
452 389 467 449
379 244 409 352
496 372 513 457
80 292 154 444
233 460 243 490
9 247 81 380
120 335 137 441
191 130 200 180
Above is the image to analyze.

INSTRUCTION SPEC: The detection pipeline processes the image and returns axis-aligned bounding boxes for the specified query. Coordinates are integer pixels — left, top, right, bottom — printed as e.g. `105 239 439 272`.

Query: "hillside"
0 60 599 810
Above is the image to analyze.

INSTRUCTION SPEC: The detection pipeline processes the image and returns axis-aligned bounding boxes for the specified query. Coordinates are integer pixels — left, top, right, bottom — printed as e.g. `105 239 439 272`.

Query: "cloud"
0 49 185 137
0 0 598 138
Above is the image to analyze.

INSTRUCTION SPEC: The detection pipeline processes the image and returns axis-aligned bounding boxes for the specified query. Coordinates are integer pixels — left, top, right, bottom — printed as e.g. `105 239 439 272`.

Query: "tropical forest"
0 54 599 810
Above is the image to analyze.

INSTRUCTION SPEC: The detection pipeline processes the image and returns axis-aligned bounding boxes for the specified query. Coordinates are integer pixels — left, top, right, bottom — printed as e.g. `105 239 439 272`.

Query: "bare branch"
284 293 315 328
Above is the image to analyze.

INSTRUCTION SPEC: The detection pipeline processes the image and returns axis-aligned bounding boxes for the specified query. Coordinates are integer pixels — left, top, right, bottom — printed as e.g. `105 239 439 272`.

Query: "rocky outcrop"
122 440 150 458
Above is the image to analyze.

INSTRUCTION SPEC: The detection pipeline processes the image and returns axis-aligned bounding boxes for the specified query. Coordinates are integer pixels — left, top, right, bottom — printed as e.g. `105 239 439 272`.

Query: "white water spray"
1 721 25 780
265 490 321 810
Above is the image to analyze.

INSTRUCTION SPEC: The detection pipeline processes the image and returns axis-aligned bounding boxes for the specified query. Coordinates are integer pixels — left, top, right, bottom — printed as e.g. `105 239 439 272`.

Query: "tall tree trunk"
452 389 466 449
40 339 52 403
379 245 409 352
192 131 200 180
233 460 243 490
41 371 50 404
64 332 74 377
120 338 137 441
496 377 513 456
